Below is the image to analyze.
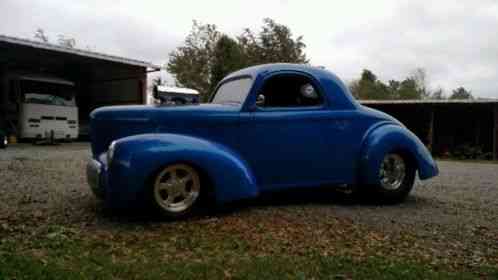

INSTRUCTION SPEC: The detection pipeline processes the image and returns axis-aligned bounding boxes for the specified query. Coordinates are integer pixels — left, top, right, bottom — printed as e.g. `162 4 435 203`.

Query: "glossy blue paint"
100 134 257 206
359 123 438 184
88 63 438 208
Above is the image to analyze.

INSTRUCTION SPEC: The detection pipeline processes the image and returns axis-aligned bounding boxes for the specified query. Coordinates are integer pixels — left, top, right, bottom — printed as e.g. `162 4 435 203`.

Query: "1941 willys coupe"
87 63 438 218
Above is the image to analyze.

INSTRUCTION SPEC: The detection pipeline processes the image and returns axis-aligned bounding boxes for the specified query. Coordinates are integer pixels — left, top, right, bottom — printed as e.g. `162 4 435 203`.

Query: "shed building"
0 34 160 138
361 100 498 160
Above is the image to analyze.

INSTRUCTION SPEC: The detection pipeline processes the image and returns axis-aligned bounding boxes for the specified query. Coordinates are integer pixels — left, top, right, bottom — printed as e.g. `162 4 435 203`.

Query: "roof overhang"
18 74 75 86
0 34 161 71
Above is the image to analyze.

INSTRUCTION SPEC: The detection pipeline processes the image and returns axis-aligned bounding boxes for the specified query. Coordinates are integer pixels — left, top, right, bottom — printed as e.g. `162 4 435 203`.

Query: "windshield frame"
20 79 76 107
209 75 253 106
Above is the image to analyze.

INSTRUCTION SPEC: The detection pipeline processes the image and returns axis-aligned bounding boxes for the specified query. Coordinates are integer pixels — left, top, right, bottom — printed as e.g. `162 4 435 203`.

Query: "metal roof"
19 74 75 86
360 99 498 104
0 34 161 70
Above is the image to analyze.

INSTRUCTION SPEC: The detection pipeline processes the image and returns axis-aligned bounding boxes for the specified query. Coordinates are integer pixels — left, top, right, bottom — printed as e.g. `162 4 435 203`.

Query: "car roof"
223 63 339 83
222 63 359 110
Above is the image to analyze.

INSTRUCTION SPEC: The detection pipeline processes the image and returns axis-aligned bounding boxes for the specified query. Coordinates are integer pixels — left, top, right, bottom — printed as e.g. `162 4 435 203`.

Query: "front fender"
107 133 258 205
359 123 438 185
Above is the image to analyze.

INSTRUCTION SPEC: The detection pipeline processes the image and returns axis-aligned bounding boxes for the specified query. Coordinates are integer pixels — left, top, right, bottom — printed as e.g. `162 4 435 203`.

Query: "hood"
91 103 239 120
89 103 239 157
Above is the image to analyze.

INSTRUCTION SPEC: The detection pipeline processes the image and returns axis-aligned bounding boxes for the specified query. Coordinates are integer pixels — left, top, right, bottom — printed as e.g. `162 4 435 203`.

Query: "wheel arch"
108 133 259 205
358 123 439 185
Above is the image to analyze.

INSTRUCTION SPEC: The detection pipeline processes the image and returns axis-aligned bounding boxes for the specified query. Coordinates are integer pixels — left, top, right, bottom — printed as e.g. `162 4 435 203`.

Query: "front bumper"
86 153 149 208
86 158 105 199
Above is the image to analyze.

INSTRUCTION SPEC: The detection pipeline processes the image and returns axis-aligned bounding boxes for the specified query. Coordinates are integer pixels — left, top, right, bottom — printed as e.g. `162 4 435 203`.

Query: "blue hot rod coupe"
87 63 438 218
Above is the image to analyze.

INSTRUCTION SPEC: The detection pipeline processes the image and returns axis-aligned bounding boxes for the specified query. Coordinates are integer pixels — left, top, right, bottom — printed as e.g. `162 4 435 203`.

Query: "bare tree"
34 28 49 43
411 68 430 99
152 76 163 87
431 87 446 99
57 34 76 48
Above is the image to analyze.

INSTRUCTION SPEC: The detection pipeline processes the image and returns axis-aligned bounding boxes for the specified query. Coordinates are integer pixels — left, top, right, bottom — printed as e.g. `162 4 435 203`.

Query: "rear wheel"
150 163 202 218
371 152 415 204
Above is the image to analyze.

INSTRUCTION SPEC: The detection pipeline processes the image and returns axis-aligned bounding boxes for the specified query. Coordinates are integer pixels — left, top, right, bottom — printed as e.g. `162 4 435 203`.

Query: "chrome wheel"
379 153 406 190
153 164 201 214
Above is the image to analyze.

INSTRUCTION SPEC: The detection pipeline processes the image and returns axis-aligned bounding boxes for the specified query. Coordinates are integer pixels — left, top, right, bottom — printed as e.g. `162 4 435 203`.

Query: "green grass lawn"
1 219 496 280
1 250 482 280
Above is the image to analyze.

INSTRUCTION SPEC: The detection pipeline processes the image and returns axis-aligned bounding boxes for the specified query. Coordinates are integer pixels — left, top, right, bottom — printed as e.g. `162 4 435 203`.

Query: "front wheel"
150 163 202 218
370 152 415 204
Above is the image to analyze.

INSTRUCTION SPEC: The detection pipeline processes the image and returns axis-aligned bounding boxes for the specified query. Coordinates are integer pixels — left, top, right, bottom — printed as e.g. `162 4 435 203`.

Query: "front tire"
370 152 415 204
150 163 202 218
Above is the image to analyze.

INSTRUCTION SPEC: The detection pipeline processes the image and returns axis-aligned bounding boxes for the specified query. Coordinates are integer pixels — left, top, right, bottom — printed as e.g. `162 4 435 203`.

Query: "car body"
87 63 438 217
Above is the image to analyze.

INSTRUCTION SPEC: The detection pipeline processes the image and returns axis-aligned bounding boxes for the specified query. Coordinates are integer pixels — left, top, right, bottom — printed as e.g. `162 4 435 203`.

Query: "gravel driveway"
0 143 497 268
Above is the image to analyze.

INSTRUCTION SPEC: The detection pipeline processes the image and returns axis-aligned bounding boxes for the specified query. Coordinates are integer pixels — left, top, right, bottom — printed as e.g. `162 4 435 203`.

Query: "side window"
257 74 323 108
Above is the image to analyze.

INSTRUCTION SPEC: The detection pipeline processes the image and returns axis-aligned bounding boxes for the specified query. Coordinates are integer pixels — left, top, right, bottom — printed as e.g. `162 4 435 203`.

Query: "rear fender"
108 133 258 204
359 123 438 185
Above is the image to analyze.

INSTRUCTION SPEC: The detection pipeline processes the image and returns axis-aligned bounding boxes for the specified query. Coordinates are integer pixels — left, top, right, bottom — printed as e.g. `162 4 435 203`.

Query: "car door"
237 72 336 189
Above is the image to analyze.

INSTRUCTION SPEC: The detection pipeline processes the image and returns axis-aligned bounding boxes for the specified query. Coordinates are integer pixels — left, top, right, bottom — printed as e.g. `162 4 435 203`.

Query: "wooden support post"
428 106 434 153
0 65 8 128
475 107 480 146
493 105 497 161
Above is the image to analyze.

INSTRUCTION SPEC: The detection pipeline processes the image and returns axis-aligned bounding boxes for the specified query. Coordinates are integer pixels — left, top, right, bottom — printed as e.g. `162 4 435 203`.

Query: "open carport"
361 100 498 160
0 34 160 138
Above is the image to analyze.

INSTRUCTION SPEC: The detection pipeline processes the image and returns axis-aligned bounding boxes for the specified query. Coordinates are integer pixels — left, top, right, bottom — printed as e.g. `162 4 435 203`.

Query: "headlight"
107 141 116 165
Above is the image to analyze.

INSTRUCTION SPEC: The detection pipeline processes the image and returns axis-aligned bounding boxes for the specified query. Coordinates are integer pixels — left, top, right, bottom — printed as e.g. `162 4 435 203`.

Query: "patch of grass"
0 249 483 280
1 208 496 280
1 229 495 280
0 254 80 280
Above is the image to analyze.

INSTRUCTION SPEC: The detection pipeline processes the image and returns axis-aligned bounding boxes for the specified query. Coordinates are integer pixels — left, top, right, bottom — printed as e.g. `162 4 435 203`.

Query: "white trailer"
13 75 78 141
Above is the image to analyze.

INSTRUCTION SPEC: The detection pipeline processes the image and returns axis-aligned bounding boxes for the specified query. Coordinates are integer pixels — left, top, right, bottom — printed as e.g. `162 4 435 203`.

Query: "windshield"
211 77 252 105
21 79 76 107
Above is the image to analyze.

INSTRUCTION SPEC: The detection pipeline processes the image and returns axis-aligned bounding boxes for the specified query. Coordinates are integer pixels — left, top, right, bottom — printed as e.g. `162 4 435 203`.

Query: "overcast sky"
1 0 497 98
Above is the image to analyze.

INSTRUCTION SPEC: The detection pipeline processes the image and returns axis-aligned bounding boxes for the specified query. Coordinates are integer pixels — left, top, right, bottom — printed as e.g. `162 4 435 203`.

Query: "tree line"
349 68 473 100
167 19 307 101
167 19 474 102
33 21 475 101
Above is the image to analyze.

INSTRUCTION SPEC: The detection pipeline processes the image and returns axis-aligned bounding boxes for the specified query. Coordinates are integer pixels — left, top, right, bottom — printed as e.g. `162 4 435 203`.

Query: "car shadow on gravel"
89 185 433 225
215 185 433 216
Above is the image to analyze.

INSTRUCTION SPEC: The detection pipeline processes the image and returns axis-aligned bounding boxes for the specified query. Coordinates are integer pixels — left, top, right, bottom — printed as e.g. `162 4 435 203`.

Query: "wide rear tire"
369 152 416 204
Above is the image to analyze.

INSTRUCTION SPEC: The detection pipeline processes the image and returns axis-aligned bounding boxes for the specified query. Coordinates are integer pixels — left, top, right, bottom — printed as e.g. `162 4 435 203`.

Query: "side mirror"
256 94 265 107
